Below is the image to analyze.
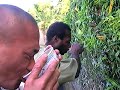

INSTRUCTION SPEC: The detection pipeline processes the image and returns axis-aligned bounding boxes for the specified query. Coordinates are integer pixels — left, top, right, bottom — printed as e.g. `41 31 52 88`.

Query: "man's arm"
69 53 81 78
69 43 84 78
58 58 78 84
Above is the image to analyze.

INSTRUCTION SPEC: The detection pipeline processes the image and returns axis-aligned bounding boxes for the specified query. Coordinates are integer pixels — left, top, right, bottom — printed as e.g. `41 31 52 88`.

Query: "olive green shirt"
58 58 78 85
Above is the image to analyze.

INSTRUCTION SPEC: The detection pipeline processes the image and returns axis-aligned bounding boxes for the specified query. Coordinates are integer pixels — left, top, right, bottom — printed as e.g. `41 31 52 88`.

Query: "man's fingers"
45 69 60 90
44 45 52 51
27 54 48 80
54 49 59 54
38 59 59 85
53 82 59 90
54 49 62 60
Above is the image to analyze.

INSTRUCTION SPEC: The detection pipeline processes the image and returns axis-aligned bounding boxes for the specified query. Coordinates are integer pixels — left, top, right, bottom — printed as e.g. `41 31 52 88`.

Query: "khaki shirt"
58 58 78 85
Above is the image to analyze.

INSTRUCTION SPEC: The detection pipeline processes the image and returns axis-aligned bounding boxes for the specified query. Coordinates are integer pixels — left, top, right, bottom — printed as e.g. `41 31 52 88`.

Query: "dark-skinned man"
35 22 84 90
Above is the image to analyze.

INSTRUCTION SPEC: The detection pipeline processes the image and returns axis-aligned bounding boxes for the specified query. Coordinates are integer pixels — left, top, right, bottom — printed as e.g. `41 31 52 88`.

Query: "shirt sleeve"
58 58 78 85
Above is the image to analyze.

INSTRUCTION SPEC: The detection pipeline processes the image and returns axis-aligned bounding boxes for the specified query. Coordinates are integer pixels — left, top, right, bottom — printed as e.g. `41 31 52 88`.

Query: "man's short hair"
46 22 71 42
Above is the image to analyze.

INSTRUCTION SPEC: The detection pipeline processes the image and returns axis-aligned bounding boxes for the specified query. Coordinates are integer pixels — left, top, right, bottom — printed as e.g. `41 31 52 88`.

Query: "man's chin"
2 81 21 90
0 78 22 90
61 52 65 55
9 79 22 89
61 51 67 55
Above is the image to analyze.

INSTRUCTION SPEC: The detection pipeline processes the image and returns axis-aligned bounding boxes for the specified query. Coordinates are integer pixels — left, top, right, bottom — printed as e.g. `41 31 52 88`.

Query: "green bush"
64 0 120 89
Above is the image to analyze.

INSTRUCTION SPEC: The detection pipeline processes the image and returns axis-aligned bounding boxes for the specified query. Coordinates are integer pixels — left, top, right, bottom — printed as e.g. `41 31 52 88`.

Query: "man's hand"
24 50 62 90
69 42 84 55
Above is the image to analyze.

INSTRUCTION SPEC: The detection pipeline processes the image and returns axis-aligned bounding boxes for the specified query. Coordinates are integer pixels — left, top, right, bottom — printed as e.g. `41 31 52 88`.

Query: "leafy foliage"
28 0 70 30
65 0 120 89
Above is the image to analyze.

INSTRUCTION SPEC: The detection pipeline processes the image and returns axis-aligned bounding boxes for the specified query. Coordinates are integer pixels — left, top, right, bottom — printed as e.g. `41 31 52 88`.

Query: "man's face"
0 25 39 89
56 32 71 55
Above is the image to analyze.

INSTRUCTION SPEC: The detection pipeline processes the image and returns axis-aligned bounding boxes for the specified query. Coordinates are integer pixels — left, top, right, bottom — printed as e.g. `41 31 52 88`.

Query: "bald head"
0 4 39 44
0 5 40 89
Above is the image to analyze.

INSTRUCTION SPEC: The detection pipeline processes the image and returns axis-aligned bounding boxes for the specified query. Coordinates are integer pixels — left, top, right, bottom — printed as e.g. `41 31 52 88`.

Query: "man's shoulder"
60 58 78 70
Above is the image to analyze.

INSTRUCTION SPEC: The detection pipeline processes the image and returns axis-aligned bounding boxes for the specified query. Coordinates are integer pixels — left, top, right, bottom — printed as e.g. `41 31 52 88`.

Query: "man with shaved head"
0 4 62 90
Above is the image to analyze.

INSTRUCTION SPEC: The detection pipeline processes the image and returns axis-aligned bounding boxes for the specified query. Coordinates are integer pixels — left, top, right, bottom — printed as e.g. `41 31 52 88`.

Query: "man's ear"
52 35 59 42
